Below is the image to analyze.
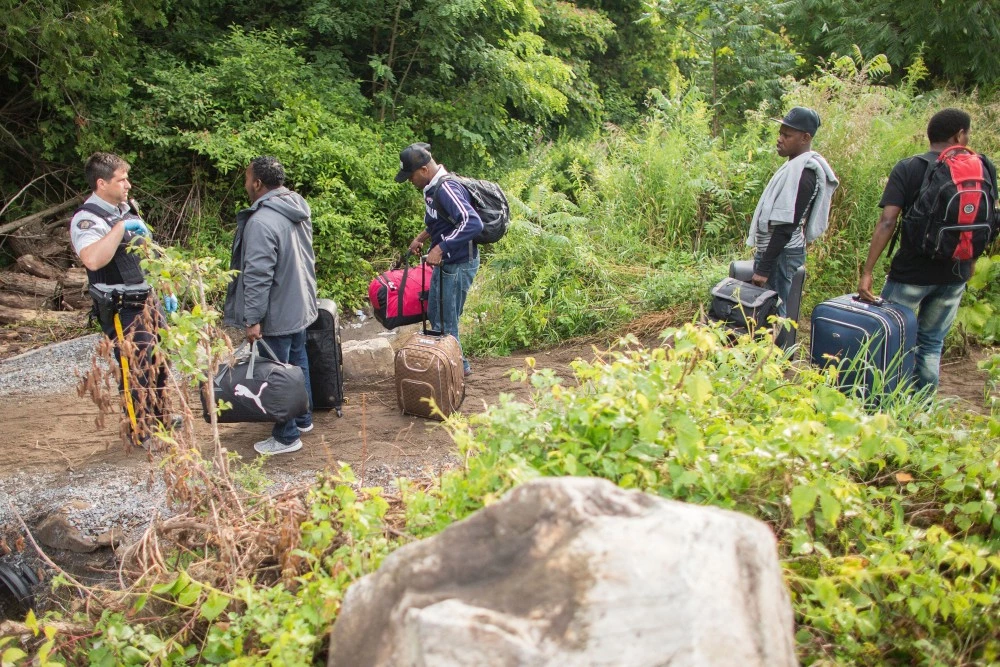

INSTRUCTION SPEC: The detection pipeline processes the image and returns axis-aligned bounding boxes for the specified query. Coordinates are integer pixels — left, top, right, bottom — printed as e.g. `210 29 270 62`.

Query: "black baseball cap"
395 142 433 183
773 107 821 136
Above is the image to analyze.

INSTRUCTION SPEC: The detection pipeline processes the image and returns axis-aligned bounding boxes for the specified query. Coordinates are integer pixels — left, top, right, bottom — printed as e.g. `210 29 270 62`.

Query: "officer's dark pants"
99 303 169 441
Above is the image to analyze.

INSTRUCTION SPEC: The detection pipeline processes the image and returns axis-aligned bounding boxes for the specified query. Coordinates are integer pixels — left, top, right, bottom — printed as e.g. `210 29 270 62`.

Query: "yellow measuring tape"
113 312 139 437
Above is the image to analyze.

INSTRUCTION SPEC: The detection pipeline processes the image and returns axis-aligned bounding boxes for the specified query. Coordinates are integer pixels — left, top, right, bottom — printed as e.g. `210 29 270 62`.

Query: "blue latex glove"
123 219 150 237
163 294 178 313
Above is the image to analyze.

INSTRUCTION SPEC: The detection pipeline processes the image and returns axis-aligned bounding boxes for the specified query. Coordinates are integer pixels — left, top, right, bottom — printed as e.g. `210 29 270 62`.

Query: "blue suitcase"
810 295 917 399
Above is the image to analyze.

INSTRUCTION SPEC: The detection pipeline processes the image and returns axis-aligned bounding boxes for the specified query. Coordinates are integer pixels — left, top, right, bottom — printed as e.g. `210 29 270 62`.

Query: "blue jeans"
262 329 313 444
428 254 480 374
755 246 805 318
880 279 965 392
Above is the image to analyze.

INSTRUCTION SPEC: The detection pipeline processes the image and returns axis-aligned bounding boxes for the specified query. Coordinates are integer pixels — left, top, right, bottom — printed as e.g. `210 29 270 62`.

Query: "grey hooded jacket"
224 187 318 336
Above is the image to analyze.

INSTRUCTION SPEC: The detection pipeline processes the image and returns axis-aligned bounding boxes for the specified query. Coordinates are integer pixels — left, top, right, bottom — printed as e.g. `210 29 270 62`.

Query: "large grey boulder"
328 477 797 667
342 338 395 379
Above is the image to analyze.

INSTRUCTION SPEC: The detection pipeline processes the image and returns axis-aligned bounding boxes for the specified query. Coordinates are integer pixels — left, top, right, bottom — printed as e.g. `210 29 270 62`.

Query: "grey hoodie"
224 187 318 336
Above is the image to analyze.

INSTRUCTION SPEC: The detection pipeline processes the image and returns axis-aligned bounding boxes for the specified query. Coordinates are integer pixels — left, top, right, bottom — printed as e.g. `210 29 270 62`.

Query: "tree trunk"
15 254 60 280
0 292 54 311
0 272 59 298
0 305 79 325
0 195 83 236
711 48 719 138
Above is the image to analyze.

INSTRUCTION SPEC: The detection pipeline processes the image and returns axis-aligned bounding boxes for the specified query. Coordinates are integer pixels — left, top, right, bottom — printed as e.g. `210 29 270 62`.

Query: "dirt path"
0 338 992 487
0 345 585 491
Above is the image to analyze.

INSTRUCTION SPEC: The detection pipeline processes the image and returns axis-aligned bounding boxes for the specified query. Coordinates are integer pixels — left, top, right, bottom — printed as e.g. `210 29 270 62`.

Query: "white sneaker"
297 423 314 433
253 436 303 455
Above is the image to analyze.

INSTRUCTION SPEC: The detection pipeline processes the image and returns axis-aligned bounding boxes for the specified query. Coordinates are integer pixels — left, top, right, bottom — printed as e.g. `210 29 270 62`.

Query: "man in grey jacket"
746 107 839 317
224 156 318 455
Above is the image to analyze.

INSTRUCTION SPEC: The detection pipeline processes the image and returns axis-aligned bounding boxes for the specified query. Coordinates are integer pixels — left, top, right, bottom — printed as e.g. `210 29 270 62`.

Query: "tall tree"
783 0 1000 88
648 0 796 135
0 0 165 205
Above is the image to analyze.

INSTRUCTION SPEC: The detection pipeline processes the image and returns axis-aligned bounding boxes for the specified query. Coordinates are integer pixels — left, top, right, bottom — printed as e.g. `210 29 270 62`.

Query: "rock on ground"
329 476 797 667
342 338 395 379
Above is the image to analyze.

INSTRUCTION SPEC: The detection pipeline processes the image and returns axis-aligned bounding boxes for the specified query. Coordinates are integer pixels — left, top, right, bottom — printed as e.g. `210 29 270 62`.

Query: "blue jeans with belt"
428 254 480 374
880 279 965 391
262 329 313 444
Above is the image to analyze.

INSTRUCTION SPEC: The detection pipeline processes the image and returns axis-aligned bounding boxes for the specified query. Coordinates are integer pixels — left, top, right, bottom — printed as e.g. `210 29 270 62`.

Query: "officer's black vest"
74 203 146 285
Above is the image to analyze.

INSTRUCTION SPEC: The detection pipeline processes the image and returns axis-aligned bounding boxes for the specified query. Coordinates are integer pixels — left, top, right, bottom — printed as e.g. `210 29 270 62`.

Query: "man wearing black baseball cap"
399 142 483 377
395 142 433 183
746 106 839 319
773 106 821 136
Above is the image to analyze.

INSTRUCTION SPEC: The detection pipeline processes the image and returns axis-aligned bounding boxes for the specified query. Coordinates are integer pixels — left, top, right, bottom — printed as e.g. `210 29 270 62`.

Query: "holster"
89 282 152 328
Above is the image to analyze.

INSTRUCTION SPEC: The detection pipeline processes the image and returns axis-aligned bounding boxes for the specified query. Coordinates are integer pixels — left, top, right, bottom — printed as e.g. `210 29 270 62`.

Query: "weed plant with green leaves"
982 352 1000 415
16 323 998 665
956 254 1000 346
463 185 638 356
410 323 1000 665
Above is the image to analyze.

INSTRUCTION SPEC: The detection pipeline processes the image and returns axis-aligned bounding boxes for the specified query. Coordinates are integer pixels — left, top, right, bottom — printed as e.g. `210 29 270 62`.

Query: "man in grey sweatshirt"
747 107 839 317
224 156 318 455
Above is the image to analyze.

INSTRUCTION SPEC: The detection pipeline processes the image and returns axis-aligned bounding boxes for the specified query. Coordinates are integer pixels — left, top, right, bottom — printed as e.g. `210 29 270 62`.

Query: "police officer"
70 152 177 447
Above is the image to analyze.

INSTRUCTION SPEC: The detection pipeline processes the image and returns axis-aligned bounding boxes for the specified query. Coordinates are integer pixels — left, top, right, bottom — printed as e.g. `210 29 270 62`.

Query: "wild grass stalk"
467 67 1000 355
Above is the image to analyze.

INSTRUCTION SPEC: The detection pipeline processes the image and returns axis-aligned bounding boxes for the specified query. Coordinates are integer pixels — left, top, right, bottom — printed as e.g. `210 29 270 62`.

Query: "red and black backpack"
897 146 999 262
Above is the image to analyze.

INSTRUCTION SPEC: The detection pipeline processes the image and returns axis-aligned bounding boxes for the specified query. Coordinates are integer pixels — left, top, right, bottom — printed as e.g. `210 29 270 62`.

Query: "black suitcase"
202 340 309 423
729 260 806 350
306 298 345 417
810 295 917 399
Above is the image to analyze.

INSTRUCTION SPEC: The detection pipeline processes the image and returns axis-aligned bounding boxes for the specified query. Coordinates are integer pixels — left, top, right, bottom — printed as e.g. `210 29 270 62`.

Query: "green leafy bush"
417 324 1000 665
956 255 1000 346
20 326 999 665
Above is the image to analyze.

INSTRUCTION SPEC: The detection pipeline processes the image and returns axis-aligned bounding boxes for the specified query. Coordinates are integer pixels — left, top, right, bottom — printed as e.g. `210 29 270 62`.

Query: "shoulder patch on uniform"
76 220 94 230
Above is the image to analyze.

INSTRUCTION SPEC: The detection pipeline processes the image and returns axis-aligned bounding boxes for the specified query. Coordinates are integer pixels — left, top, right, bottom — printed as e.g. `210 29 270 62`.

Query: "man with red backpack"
859 108 999 392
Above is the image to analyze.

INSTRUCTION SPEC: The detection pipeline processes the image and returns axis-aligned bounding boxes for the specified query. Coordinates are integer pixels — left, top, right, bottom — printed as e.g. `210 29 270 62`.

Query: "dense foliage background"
2 0 999 339
2 2 999 665
0 0 1000 324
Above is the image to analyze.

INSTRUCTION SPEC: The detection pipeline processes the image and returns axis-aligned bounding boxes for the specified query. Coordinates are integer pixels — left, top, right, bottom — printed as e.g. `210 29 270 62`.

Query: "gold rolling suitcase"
393 257 465 420
394 330 465 420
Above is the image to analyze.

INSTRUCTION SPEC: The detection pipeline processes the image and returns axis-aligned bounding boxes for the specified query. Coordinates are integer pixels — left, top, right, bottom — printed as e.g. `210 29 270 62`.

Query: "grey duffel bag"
201 339 309 423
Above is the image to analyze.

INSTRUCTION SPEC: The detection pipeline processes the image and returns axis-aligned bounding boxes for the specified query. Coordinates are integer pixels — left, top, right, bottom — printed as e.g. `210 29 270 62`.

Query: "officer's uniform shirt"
70 194 132 257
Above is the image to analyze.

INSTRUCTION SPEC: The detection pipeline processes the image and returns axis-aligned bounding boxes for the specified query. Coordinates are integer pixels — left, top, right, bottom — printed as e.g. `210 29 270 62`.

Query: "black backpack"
896 146 999 262
709 277 779 332
435 174 511 245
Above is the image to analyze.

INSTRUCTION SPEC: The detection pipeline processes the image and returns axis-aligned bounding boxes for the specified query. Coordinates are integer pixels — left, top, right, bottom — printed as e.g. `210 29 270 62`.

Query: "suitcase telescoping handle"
419 253 446 337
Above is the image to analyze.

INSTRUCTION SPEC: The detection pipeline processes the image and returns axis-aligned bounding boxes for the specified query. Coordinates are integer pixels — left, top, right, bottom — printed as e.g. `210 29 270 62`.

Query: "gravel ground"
0 465 168 536
0 462 325 540
0 333 311 547
0 334 103 398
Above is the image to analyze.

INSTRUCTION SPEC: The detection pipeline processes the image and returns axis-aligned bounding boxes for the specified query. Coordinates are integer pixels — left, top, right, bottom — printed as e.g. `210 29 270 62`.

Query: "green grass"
460 71 1000 355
